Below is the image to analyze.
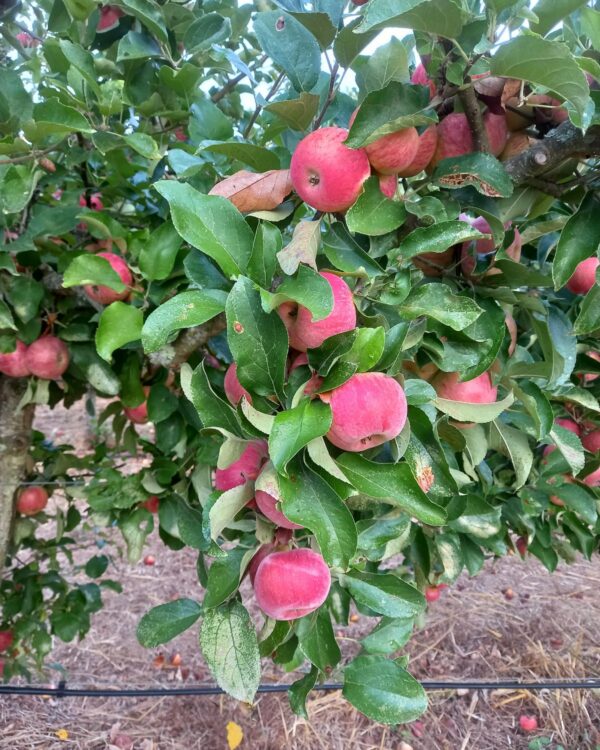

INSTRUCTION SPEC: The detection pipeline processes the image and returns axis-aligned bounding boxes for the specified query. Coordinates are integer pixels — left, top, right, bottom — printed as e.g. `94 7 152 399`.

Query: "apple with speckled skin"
290 128 370 213
26 336 69 380
278 271 356 351
319 372 407 452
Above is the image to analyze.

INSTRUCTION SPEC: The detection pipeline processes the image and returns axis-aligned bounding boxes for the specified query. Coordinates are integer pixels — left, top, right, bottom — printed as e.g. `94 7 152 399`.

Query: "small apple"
123 386 150 424
142 496 159 513
425 585 441 602
515 537 528 557
25 336 69 380
84 252 132 305
518 715 538 733
0 340 30 378
79 193 104 211
224 363 252 407
289 127 371 212
97 5 124 31
566 257 599 295
16 486 49 516
143 555 156 566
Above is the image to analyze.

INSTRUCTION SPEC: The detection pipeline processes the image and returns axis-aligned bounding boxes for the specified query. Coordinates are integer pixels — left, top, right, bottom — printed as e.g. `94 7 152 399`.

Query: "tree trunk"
0 376 34 572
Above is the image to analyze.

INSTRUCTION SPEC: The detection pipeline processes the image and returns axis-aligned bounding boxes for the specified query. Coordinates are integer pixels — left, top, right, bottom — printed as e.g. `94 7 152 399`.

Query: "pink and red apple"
566 257 599 295
0 340 30 378
399 125 438 177
411 63 436 99
429 112 507 169
123 386 150 424
25 336 69 380
432 370 497 406
16 486 49 516
213 440 269 491
143 496 160 513
224 363 252 407
289 127 370 212
519 715 538 733
84 252 132 305
319 372 407 452
0 630 13 652
253 548 331 620
349 108 419 175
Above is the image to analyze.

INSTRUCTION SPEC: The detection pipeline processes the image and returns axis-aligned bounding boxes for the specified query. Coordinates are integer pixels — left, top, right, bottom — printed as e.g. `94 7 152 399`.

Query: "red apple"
429 112 507 169
399 125 438 177
289 127 370 212
143 555 156 566
0 340 30 378
0 630 13 652
79 193 104 211
425 585 441 602
566 257 599 295
214 440 269 491
84 252 132 305
25 336 69 380
16 486 49 516
515 536 528 557
123 386 150 424
143 496 159 513
224 363 252 407
519 715 538 733
378 174 397 198
97 5 124 31
349 108 419 175
411 63 436 99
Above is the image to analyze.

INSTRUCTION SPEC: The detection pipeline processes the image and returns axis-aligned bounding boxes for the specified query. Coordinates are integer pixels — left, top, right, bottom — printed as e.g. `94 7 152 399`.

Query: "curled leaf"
276 219 321 275
209 169 292 212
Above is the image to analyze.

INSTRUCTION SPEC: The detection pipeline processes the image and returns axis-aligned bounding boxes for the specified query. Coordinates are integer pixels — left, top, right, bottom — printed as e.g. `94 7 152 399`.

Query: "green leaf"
58 40 99 94
355 38 410 95
96 302 143 362
279 464 357 569
203 547 246 609
550 423 584 475
513 381 554 440
489 420 533 489
553 195 600 290
117 31 162 61
260 265 333 321
28 98 94 136
123 133 161 160
333 18 380 68
209 483 255 540
291 11 337 48
448 494 502 538
0 70 33 133
432 153 513 198
247 222 281 289
189 98 234 141
345 83 436 149
254 11 321 93
343 327 385 372
361 617 414 654
322 222 384 278
339 570 425 618
141 290 226 353
343 655 427 724
137 598 202 647
357 0 466 38
154 181 253 278
400 285 483 331
581 7 600 49
297 609 341 671
574 285 600 335
288 666 318 719
6 276 44 323
121 0 168 42
63 254 126 292
200 601 260 703
547 483 597 525
490 34 589 123
435 391 514 423
226 277 288 399
530 0 589 36
336 454 447 525
203 142 280 172
269 400 332 474
392 221 486 262
69 343 120 396
184 362 243 437
184 12 231 52
265 93 321 131
138 221 183 282
346 177 407 236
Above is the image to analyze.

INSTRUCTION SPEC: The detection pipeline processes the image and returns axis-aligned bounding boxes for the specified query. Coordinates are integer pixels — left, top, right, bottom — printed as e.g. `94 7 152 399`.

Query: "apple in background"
519 715 538 733
432 370 497 405
16 32 39 47
255 466 303 530
351 0 368 5
84 252 132 305
460 215 522 278
566 257 599 295
413 246 455 277
543 418 581 457
143 555 156 566
143 496 160 513
411 63 436 99
79 193 104 211
224 363 252 407
505 314 517 355
288 352 324 395
425 585 443 602
582 350 600 383
0 630 13 652
0 340 30 378
123 386 150 424
500 131 537 161
213 440 269 491
25 336 69 380
378 173 397 198
278 271 356 351
515 536 528 557
583 466 600 487
253 548 331 620
319 372 407 452
16 486 49 516
582 430 600 453
289 127 371 212
97 5 124 31
399 125 438 177
429 112 507 169
349 108 419 175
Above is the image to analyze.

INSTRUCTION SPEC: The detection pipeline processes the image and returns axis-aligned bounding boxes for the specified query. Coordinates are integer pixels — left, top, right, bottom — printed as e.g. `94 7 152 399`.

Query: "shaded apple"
566 257 599 295
399 125 438 177
25 336 69 380
213 440 269 491
224 362 252 407
123 386 150 424
84 252 132 305
0 340 30 378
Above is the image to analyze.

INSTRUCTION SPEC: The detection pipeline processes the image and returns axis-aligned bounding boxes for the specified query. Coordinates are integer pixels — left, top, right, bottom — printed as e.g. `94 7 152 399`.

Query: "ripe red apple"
253 548 331 620
566 257 599 295
319 372 407 452
351 0 368 5
0 630 13 652
289 127 370 212
411 63 436 99
97 5 124 31
519 715 538 733
79 193 104 211
278 271 356 351
143 554 156 566
515 536 528 557
123 386 150 424
288 352 324 395
349 107 419 175
399 125 438 177
25 336 69 380
16 486 49 516
378 173 397 198
429 112 507 169
460 217 522 278
0 340 30 378
432 370 497 405
425 585 441 602
142 496 159 513
213 440 269 491
583 466 600 487
224 363 252 406
582 430 600 453
255 468 303 530
413 247 455 277
84 252 132 305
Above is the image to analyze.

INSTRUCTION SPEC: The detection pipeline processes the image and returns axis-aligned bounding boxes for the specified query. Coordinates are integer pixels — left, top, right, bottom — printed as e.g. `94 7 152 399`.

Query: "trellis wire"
1 678 599 699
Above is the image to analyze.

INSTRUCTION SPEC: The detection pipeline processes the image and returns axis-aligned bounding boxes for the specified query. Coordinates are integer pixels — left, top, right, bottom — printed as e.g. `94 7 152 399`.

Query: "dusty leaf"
209 169 292 212
226 721 244 750
276 219 321 275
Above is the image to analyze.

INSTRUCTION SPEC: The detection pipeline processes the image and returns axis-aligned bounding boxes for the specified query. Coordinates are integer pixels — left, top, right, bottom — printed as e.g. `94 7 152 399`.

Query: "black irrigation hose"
1 679 599 699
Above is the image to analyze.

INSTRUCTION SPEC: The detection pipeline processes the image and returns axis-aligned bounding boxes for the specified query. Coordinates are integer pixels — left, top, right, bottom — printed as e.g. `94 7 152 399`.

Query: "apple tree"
1 0 600 724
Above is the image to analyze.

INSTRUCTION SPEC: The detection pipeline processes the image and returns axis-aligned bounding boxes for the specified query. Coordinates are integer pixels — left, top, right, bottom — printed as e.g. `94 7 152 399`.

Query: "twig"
0 140 65 166
458 84 489 152
210 54 268 103
313 62 340 131
149 315 227 369
242 70 285 138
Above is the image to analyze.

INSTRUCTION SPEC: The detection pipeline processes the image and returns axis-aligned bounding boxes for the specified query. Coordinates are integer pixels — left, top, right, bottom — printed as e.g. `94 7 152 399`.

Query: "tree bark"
0 377 34 572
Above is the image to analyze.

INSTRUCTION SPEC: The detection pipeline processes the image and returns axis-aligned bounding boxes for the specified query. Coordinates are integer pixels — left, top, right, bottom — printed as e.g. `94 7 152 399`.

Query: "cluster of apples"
544 418 600 506
0 336 69 381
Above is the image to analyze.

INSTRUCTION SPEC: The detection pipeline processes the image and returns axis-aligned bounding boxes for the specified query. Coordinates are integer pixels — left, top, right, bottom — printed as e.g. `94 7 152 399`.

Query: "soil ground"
0 402 599 750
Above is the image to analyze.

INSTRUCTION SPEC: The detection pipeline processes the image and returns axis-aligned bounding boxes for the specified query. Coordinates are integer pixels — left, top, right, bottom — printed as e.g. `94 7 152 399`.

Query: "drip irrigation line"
1 679 599 699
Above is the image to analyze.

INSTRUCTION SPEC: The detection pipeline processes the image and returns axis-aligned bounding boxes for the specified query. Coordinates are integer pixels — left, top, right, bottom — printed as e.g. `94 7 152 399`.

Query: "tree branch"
147 315 227 369
458 85 489 152
504 121 600 185
210 54 268 103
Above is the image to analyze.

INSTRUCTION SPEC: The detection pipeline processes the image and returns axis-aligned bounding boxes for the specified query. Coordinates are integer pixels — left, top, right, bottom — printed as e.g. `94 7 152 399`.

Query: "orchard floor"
1 403 599 750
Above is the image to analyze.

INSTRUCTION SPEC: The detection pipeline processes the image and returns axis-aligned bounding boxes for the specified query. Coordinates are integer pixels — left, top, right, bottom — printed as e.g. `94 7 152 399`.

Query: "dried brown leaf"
209 169 293 212
276 220 321 275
